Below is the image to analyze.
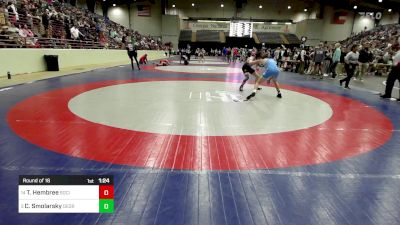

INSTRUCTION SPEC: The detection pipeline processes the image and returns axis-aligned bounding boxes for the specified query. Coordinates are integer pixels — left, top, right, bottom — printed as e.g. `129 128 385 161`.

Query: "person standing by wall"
330 43 341 78
313 43 325 79
298 47 306 74
222 47 227 61
356 44 373 81
323 45 332 76
336 46 347 76
186 44 191 60
340 45 359 89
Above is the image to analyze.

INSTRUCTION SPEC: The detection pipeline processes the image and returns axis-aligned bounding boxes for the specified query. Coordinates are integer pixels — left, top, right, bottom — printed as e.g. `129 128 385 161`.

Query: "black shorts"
315 62 322 66
128 52 137 59
242 63 255 74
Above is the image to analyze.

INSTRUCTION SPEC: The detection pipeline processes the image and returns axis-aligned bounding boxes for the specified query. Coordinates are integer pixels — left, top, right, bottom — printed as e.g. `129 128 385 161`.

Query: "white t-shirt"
393 50 400 66
383 52 391 63
127 43 134 51
345 51 359 64
274 50 280 60
18 29 26 37
300 49 306 61
8 4 18 20
70 27 79 39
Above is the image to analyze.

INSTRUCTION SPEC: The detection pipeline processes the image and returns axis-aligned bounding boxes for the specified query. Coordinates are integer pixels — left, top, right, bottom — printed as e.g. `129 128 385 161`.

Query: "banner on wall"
187 22 296 33
137 5 151 17
332 12 348 24
252 24 294 33
188 22 230 31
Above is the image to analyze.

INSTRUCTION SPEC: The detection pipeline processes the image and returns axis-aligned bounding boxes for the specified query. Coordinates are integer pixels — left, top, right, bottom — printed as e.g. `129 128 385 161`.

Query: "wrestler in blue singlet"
262 58 280 79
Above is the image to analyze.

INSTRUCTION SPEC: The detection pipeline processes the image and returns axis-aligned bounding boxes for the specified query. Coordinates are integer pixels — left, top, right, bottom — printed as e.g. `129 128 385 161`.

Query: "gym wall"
0 49 165 76
70 0 400 47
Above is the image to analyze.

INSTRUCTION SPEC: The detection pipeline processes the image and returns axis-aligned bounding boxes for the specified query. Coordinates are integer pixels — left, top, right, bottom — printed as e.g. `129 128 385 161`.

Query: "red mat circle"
7 78 393 170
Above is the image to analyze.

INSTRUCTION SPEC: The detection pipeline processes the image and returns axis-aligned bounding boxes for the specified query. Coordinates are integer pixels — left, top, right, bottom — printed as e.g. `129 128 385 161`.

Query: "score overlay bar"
19 175 114 213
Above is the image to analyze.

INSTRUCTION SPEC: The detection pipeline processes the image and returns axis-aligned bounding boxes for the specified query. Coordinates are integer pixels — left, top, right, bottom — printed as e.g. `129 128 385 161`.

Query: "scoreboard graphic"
229 21 253 37
19 175 114 213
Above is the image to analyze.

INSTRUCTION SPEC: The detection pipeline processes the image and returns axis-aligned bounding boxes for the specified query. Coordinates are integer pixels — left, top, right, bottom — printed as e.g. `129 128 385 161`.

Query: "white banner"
186 22 297 33
188 22 230 31
253 24 296 33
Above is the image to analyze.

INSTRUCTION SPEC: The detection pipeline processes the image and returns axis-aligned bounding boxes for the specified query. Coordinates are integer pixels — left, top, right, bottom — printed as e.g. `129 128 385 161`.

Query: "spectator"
22 24 34 37
47 23 52 38
313 43 325 79
337 46 348 76
330 43 341 78
323 46 332 76
19 4 28 25
0 0 166 49
64 23 71 39
0 2 7 26
340 44 359 89
70 25 82 40
18 24 37 46
17 25 25 37
356 44 373 81
7 2 18 24
2 23 23 46
42 9 49 30
109 28 117 39
382 50 391 64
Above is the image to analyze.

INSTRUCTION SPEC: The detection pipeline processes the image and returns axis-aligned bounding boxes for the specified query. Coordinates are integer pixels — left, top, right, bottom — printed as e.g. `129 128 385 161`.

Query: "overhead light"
378 0 382 2
172 4 175 7
191 3 194 6
221 3 224 7
304 8 307 12
354 5 357 9
388 9 392 12
113 3 116 6
288 5 291 9
285 22 292 25
103 0 105 1
271 22 278 25
259 5 262 9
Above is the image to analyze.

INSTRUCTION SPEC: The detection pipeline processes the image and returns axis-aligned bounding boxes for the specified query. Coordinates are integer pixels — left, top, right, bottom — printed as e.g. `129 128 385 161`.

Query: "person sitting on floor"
155 59 170 66
139 54 148 64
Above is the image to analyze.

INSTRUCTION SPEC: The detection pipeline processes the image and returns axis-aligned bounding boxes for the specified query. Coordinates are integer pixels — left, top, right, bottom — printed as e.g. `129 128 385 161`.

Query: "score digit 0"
99 185 114 199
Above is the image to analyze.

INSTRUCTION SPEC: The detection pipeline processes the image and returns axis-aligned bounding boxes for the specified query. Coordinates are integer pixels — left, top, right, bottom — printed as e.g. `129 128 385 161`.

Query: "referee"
380 44 400 100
